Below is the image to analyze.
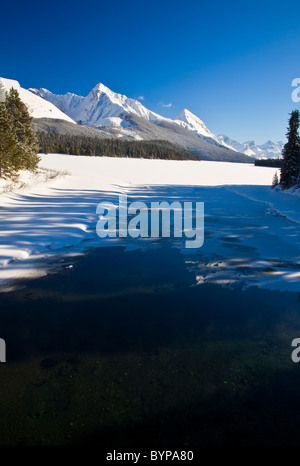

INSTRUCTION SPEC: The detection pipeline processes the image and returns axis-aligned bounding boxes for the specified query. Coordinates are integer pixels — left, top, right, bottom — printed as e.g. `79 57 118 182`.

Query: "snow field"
1 154 298 292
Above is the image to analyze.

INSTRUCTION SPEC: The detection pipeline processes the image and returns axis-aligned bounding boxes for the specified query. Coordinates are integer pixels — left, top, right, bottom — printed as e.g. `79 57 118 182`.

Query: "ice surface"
0 155 298 292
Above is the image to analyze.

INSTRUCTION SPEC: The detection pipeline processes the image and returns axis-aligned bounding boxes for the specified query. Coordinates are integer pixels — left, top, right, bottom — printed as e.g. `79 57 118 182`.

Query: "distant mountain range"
0 77 283 162
217 135 284 160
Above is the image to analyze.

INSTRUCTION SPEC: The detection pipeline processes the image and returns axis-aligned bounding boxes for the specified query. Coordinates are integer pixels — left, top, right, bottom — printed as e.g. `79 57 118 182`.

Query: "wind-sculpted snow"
1 155 298 293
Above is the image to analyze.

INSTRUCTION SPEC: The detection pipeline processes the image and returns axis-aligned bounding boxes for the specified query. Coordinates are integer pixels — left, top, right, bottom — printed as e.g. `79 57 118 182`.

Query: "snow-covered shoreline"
1 154 298 291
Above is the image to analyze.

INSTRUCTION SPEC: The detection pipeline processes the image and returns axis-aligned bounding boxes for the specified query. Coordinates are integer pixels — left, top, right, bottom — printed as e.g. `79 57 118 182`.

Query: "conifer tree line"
0 86 40 179
254 158 282 168
255 158 282 168
37 132 199 161
280 110 300 189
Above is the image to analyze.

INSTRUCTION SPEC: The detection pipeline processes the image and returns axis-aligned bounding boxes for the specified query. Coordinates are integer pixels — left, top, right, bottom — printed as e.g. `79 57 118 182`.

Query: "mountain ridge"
28 81 252 161
217 134 283 159
0 76 266 163
30 82 282 159
0 77 75 124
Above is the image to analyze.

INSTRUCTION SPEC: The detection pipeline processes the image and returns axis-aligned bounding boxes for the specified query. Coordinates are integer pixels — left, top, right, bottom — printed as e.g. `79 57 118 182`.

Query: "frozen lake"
0 155 299 445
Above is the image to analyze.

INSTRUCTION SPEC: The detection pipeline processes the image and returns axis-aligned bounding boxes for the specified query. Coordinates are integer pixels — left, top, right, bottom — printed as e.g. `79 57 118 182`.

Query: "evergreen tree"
280 110 300 189
272 171 279 188
5 88 40 171
0 81 6 103
35 132 200 161
0 103 20 178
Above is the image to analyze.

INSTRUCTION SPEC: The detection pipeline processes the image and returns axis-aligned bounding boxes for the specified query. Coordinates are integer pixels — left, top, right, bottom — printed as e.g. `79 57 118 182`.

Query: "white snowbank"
1 154 298 293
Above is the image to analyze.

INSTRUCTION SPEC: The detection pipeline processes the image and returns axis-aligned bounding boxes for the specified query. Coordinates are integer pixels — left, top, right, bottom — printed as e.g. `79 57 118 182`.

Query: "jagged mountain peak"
30 81 167 127
28 81 220 144
92 82 110 92
89 82 117 100
176 108 195 119
174 108 219 143
26 79 281 160
176 108 205 124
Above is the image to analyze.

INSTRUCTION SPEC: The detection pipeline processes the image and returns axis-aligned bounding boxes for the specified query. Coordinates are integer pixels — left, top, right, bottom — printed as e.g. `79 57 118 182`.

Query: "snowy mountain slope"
32 118 114 139
258 140 284 159
30 82 280 159
33 115 252 163
29 87 84 121
30 83 250 155
174 109 220 145
0 78 75 123
30 83 168 128
217 135 256 156
30 85 223 145
217 134 283 159
28 80 282 162
29 83 251 161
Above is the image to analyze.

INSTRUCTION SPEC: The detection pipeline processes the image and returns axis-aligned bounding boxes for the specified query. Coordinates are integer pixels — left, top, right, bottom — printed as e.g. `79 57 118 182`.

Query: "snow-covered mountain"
173 112 283 158
29 83 167 128
0 77 75 124
217 134 283 159
30 84 222 146
29 82 282 159
1 76 283 161
258 140 284 159
0 76 249 162
28 87 84 122
174 109 220 145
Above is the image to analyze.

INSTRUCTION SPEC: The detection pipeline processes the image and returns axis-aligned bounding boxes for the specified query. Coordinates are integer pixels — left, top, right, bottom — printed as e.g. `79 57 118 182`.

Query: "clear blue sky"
2 0 300 144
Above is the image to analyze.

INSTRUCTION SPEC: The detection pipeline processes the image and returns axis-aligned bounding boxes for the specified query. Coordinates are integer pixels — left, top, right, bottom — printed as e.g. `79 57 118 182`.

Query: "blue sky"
2 0 300 144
